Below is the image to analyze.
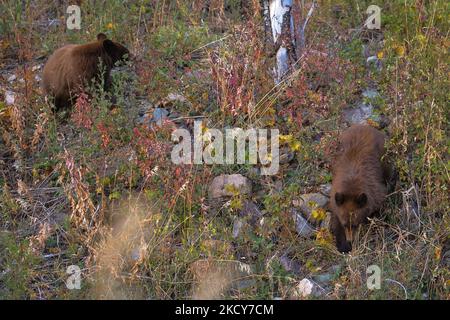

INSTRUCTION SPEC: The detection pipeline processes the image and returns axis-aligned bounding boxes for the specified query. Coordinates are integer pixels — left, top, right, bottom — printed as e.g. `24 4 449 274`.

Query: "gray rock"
362 88 380 100
208 174 252 199
232 219 243 238
366 55 382 71
343 102 374 125
319 184 332 197
313 273 333 284
240 201 263 224
153 107 169 127
131 248 141 261
292 193 329 222
47 18 61 27
292 278 326 298
313 264 342 285
32 64 42 72
366 55 378 64
5 90 15 105
166 92 188 104
291 209 315 237
279 147 295 164
279 253 302 275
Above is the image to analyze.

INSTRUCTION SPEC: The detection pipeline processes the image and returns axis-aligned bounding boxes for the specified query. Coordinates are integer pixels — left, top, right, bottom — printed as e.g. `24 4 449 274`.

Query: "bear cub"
42 33 129 110
329 124 390 253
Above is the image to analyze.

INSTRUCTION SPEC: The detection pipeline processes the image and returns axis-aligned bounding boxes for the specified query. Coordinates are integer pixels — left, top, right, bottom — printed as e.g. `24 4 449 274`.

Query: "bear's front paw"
336 239 352 253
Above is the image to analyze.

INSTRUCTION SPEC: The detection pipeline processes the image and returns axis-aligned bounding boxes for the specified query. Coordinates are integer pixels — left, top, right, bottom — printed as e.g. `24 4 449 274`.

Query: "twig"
299 0 317 50
190 35 231 54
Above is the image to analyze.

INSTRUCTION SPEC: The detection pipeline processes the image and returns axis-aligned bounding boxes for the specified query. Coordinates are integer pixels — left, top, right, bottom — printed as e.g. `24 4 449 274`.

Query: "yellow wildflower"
279 134 293 144
377 51 384 59
311 208 326 221
395 45 406 57
290 141 301 152
316 228 333 247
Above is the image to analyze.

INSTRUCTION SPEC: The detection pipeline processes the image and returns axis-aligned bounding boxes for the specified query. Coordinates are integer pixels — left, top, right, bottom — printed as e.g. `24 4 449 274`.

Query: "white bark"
299 1 316 50
268 0 293 83
264 0 317 83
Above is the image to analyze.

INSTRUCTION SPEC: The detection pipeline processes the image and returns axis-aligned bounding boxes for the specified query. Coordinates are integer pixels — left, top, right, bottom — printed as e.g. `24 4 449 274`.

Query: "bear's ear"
97 33 108 41
356 193 368 207
335 193 345 206
103 39 116 56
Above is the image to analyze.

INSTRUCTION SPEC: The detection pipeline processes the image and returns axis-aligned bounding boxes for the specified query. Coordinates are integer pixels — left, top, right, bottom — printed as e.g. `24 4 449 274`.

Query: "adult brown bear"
329 124 391 253
42 33 129 110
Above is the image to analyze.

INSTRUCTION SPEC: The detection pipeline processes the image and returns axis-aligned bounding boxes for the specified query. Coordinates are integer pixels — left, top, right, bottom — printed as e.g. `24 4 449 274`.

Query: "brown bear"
329 124 390 253
42 33 129 110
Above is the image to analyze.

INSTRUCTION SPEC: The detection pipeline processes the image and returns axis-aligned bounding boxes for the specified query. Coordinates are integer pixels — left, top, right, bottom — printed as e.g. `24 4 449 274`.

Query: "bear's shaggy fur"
42 33 129 110
329 124 389 253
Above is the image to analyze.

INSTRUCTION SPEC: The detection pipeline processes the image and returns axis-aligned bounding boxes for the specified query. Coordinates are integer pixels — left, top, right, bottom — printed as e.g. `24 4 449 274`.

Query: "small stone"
7 74 16 82
313 273 333 284
313 264 341 285
208 174 252 199
292 278 326 299
291 209 315 237
343 102 374 125
131 248 141 261
240 201 263 225
279 253 302 275
295 278 314 298
292 193 329 222
366 56 382 71
441 249 450 267
5 91 15 105
319 184 332 197
362 88 380 99
166 92 187 103
366 56 378 64
232 219 243 238
279 147 295 164
153 107 169 127
47 19 61 27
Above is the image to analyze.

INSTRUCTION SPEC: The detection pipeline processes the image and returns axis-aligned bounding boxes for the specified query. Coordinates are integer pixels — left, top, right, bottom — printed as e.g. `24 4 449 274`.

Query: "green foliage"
0 233 40 299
